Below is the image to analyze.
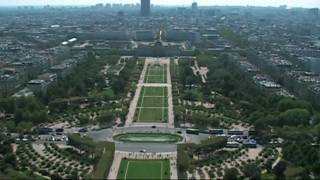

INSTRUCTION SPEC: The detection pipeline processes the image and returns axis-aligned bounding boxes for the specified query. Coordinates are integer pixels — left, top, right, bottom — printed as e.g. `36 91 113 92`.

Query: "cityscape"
0 0 320 179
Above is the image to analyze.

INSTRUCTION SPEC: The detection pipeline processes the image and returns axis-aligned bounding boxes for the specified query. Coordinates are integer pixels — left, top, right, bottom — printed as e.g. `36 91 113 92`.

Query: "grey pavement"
116 142 177 153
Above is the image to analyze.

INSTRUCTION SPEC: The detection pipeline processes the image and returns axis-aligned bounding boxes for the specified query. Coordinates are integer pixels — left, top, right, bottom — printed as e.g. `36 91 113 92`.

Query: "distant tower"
309 8 319 18
192 2 198 11
141 0 151 17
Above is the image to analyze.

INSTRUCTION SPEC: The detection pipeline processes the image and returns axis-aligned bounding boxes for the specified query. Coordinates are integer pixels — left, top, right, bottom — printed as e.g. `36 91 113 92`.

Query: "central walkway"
109 57 177 180
125 57 174 128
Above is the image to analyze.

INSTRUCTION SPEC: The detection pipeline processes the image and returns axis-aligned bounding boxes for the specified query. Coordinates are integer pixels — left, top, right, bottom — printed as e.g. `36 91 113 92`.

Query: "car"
78 128 88 133
37 127 53 135
200 129 211 134
151 126 156 128
139 149 146 153
176 131 182 134
55 128 64 133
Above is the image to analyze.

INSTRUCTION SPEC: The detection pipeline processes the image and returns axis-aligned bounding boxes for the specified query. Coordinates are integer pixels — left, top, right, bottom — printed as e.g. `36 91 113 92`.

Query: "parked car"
140 149 147 153
78 128 88 133
55 128 64 133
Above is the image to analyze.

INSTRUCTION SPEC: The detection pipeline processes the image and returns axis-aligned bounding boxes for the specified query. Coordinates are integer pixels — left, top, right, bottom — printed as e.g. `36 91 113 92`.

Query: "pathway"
125 59 148 127
167 59 174 128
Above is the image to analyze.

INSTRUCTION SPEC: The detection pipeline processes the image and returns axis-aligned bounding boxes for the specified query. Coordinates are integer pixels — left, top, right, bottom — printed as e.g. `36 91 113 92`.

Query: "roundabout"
113 133 183 143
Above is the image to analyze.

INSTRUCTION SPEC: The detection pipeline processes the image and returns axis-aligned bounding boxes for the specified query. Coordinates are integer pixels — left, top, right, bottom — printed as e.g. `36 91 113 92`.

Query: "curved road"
86 126 209 152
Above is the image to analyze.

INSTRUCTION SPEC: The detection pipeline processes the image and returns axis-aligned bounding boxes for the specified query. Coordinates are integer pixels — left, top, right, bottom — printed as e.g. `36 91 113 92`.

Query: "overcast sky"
1 0 320 8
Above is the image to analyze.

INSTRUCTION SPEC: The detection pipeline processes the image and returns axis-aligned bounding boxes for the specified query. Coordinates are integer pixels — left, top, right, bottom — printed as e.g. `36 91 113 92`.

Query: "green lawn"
143 86 168 97
134 86 168 122
144 64 167 83
137 97 168 107
135 107 168 122
117 159 170 180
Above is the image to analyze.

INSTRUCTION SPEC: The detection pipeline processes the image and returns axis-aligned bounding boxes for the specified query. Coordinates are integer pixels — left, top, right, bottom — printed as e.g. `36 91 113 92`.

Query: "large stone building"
165 30 199 43
135 41 194 57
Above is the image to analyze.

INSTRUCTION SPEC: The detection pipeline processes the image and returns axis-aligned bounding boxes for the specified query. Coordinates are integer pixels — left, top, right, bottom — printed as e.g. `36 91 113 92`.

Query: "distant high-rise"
192 2 198 11
309 8 319 17
140 0 151 17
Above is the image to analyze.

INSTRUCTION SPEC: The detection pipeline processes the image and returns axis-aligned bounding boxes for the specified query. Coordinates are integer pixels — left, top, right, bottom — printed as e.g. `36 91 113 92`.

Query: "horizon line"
0 4 317 9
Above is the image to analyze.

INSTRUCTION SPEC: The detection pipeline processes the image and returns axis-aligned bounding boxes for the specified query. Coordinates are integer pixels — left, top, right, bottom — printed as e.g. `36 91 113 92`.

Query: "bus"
186 128 200 135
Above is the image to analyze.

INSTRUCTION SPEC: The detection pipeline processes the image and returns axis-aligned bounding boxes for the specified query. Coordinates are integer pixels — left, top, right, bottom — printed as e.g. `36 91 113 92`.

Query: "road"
116 143 177 153
31 125 210 153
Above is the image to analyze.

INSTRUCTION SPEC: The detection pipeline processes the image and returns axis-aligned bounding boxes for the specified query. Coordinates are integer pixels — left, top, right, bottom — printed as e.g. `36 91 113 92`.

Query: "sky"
1 0 320 8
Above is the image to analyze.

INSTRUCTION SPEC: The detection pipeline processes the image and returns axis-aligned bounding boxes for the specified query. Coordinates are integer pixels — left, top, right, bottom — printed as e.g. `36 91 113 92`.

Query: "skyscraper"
309 8 319 18
192 2 198 11
141 0 151 17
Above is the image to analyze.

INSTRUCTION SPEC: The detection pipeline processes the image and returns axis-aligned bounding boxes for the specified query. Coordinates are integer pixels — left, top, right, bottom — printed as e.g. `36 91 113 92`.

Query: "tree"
278 98 312 113
177 144 190 172
196 137 227 155
16 122 33 133
243 163 261 180
49 99 68 113
3 153 17 168
223 168 239 180
273 161 287 178
111 78 126 95
312 113 320 125
278 109 311 126
97 111 115 125
314 123 320 138
183 90 199 101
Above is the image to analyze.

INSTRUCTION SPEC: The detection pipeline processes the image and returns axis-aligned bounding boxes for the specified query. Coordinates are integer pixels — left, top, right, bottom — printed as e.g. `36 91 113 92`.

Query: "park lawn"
135 107 168 122
137 97 168 107
147 64 166 76
144 64 167 83
145 75 166 83
142 87 167 97
117 159 170 180
138 87 168 108
135 86 169 122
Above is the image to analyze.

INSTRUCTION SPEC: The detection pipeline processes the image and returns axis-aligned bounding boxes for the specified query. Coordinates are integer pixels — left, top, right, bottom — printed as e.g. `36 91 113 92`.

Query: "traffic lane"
86 127 183 141
86 127 210 144
113 126 182 134
116 142 177 153
87 128 114 141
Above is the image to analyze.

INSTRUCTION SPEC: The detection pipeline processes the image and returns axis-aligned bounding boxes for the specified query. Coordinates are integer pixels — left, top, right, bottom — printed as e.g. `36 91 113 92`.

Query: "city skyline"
1 0 320 8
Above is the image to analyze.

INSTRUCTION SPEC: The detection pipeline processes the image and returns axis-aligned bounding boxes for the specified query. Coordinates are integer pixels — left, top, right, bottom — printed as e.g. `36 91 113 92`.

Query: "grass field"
144 64 167 84
117 159 170 180
134 87 168 122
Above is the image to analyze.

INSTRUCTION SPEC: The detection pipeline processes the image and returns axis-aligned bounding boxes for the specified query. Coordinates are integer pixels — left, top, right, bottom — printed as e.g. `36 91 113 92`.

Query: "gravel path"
167 60 174 128
125 59 148 127
32 143 46 156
